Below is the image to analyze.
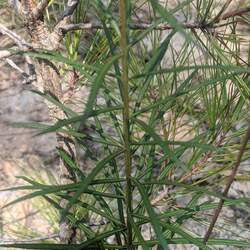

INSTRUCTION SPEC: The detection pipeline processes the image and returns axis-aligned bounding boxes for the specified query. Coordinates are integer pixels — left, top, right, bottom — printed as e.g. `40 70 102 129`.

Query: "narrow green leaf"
135 30 176 109
134 118 184 171
160 223 211 249
37 105 123 134
61 149 124 219
79 54 121 125
77 228 126 249
148 0 192 42
129 214 150 250
132 178 169 250
31 90 77 117
132 65 250 80
58 148 85 179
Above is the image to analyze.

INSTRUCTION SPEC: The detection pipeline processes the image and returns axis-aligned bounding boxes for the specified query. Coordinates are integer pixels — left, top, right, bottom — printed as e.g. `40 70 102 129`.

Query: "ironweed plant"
1 0 250 249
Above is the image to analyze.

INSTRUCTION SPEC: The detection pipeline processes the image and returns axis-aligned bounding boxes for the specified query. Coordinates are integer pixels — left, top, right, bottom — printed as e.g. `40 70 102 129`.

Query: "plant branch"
0 23 32 50
119 0 133 248
60 6 250 33
5 57 25 73
59 0 79 21
0 25 36 83
61 21 210 32
54 0 80 39
211 0 233 23
0 49 14 59
32 0 50 20
220 6 250 20
203 123 250 243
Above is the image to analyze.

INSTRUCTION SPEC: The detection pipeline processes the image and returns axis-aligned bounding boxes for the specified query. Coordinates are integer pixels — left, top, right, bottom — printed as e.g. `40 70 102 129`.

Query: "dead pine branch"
0 23 32 49
0 24 35 83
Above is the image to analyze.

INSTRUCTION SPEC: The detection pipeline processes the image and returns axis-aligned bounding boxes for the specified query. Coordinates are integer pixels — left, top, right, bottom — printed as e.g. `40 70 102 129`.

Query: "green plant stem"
203 123 250 243
119 0 133 248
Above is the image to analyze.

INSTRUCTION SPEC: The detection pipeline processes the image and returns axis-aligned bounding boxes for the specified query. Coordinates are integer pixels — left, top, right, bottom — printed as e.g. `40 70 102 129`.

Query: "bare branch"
60 20 233 33
60 21 208 33
2 56 36 84
59 0 79 21
60 6 250 33
203 124 250 243
25 55 36 81
0 24 35 83
52 0 80 44
0 50 14 59
0 23 32 49
210 0 233 23
220 6 250 20
5 58 24 73
61 22 103 32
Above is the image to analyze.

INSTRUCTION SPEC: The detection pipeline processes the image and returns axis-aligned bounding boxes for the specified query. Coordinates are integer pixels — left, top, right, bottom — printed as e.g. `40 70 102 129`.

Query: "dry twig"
0 23 32 49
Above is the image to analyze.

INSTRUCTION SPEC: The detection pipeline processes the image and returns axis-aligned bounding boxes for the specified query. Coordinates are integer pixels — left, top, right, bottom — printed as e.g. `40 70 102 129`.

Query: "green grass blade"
37 105 123 134
132 178 169 250
134 118 184 170
79 54 121 124
77 228 126 249
61 149 124 219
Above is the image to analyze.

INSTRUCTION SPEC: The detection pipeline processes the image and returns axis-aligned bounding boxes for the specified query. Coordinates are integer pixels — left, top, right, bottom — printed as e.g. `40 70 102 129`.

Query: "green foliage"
1 0 250 249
